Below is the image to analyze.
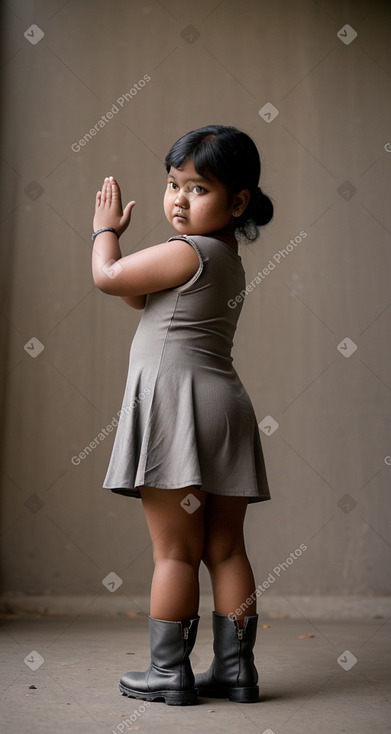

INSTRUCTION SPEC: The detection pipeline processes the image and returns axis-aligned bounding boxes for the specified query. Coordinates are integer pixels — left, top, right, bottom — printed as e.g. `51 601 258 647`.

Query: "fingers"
123 200 136 218
103 176 112 204
95 176 132 235
109 176 121 203
99 176 121 205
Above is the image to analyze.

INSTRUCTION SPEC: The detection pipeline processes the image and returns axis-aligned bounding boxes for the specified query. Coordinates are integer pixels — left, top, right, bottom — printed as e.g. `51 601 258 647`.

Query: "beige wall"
1 0 391 610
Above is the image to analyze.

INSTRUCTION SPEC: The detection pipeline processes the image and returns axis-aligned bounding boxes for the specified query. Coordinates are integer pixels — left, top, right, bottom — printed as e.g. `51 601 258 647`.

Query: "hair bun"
252 186 274 227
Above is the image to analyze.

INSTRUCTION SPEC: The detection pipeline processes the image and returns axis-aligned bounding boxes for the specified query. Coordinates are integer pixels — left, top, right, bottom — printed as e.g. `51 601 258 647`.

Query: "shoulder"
168 234 218 259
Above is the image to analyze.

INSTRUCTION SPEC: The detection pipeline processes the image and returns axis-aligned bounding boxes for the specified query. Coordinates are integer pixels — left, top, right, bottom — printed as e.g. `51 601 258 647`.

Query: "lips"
173 211 187 221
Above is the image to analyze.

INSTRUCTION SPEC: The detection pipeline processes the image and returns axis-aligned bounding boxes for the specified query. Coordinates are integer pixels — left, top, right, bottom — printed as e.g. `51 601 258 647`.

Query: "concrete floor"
1 612 390 734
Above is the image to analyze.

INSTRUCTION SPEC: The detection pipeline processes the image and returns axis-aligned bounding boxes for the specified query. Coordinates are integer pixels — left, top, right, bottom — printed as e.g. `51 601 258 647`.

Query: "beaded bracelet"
92 227 119 242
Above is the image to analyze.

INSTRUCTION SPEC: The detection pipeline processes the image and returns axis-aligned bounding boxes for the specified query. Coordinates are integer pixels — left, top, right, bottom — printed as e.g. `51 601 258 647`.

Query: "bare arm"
92 177 200 299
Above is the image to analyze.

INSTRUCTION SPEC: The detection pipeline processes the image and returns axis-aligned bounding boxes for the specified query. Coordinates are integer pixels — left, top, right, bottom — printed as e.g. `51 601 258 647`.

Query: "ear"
231 189 250 217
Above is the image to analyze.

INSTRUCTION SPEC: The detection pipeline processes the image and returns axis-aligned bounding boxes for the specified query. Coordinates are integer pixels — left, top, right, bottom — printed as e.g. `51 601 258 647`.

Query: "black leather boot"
195 612 259 703
119 615 199 706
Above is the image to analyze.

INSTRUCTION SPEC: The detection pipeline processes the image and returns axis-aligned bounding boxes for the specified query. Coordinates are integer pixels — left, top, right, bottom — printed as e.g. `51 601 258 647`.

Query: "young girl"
92 125 273 706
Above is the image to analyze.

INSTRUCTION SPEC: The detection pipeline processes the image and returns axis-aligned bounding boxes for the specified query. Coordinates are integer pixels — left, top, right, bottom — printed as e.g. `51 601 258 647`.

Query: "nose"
174 187 189 207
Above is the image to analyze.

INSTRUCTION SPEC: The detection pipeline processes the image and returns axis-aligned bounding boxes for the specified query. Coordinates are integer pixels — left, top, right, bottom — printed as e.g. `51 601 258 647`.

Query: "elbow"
93 279 110 294
92 268 106 292
92 272 118 295
92 262 123 294
95 281 114 295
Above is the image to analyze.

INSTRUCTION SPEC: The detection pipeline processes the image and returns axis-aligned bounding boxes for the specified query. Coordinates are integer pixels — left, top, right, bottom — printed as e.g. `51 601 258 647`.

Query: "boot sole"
119 682 198 706
196 685 259 703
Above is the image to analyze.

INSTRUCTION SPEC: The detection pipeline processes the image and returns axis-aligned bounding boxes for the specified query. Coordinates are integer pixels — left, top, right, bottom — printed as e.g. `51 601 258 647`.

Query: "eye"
191 185 205 195
167 181 178 190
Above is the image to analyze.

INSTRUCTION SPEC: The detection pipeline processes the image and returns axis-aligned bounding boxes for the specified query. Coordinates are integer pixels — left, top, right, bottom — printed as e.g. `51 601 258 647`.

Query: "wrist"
92 227 119 242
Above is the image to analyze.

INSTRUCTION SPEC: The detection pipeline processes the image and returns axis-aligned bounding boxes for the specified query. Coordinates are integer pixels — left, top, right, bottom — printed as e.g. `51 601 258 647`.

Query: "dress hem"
103 485 271 503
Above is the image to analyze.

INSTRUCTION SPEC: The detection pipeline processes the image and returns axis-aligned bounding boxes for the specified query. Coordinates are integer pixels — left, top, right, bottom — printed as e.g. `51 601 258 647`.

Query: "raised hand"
93 176 136 237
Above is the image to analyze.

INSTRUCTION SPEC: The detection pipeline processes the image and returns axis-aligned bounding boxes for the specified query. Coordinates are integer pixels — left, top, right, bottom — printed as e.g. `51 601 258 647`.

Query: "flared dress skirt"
103 235 271 504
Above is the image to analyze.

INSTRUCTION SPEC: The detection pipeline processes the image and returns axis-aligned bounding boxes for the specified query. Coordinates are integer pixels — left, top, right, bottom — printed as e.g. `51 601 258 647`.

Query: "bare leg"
202 495 256 624
140 486 207 621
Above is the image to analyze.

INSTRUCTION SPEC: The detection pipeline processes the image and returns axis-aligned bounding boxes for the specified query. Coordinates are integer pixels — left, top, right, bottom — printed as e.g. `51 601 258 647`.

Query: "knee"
201 540 246 572
201 548 223 572
201 549 216 572
153 541 203 570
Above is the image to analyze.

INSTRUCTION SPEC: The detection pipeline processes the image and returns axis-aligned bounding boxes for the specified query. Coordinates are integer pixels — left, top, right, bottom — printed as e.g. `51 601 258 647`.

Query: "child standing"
92 125 273 705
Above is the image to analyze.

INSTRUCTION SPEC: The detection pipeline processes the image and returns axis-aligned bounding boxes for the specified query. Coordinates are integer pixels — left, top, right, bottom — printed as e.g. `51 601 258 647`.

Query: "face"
163 158 237 238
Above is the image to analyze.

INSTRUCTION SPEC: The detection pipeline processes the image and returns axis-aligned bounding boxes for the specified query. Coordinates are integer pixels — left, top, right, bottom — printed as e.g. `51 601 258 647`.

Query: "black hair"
164 124 273 241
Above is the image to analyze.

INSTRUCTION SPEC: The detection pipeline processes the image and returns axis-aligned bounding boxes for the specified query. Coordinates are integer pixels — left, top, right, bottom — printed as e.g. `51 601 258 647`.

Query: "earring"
233 209 241 217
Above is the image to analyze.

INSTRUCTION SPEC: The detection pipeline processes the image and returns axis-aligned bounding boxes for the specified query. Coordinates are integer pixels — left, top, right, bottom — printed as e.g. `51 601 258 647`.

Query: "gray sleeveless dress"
103 235 270 503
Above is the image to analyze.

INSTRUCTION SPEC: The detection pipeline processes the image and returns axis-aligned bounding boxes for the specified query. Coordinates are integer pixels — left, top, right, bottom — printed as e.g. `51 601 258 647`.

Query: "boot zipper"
237 628 244 641
183 626 189 640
